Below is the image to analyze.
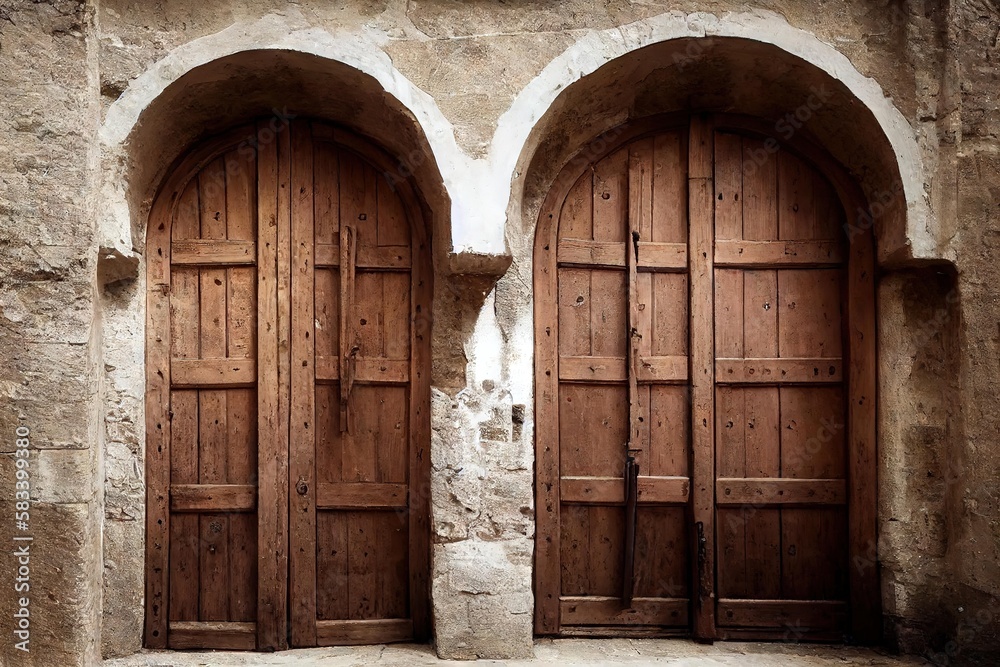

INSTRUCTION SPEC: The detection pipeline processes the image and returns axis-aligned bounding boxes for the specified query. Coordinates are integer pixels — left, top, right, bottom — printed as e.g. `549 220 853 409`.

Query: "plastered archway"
97 36 453 657
495 19 948 656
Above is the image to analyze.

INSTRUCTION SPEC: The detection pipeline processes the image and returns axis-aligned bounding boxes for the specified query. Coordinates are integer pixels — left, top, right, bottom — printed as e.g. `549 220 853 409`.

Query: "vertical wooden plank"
382 272 410 361
409 198 433 640
316 512 349 621
715 387 746 600
376 386 409 485
560 172 594 240
848 210 879 642
593 147 628 242
314 142 340 245
348 510 378 620
289 120 318 647
651 273 688 358
377 175 411 247
534 189 561 634
166 180 202 633
343 388 377 482
778 151 817 241
198 158 231 623
168 391 199 621
355 273 385 358
714 266 745 601
559 385 628 477
589 270 627 358
587 505 625 596
637 272 653 361
630 139 654 241
624 150 647 605
339 225 357 430
781 508 848 601
559 505 590 596
780 387 846 479
146 194 173 648
348 509 378 619
315 384 343 486
226 409 257 625
742 270 781 600
688 114 716 640
714 133 743 240
558 269 591 357
225 147 258 624
778 269 843 358
379 511 410 619
714 269 743 358
256 119 288 650
652 131 687 243
627 151 646 455
648 386 689 477
742 137 777 241
634 506 689 603
315 269 340 363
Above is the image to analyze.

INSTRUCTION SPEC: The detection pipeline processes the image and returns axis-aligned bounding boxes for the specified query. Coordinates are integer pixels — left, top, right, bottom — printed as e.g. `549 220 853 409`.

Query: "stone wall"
0 1 103 665
0 1 997 664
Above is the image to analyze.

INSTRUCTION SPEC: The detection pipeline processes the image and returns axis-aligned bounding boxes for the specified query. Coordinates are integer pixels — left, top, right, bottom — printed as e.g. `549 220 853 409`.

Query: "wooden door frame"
532 112 878 642
145 119 433 651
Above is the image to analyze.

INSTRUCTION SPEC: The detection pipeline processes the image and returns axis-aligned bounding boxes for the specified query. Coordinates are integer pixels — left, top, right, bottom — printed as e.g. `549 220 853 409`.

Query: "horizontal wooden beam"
636 355 689 383
715 358 842 384
315 356 409 384
559 356 688 383
560 596 689 626
638 242 688 271
171 358 256 387
558 239 623 267
717 599 847 630
561 476 690 505
316 482 408 510
170 484 257 512
315 243 411 270
168 621 256 650
171 240 256 266
315 618 412 645
557 239 687 271
714 240 843 267
715 478 846 507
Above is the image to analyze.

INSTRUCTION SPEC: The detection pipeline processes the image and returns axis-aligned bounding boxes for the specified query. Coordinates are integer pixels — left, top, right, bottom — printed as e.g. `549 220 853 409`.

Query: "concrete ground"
105 640 931 666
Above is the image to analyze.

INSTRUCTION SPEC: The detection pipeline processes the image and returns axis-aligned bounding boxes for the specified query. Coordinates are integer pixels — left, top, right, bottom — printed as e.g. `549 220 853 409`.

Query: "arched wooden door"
534 114 878 642
145 119 431 651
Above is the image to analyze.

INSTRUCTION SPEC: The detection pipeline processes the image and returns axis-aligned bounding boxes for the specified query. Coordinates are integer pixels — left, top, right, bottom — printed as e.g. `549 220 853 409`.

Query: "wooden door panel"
559 384 628 476
536 117 876 641
543 130 693 636
712 129 851 638
148 120 428 651
647 386 689 477
779 386 847 478
293 124 428 647
156 144 261 650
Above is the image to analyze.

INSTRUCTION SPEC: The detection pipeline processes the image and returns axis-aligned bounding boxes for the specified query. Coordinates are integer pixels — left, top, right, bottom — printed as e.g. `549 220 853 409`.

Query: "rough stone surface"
104 639 932 666
0 0 996 665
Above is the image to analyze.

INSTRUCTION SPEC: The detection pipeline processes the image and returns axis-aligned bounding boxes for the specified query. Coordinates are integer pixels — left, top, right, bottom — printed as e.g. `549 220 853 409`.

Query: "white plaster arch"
484 9 937 263
95 14 472 656
97 11 468 260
